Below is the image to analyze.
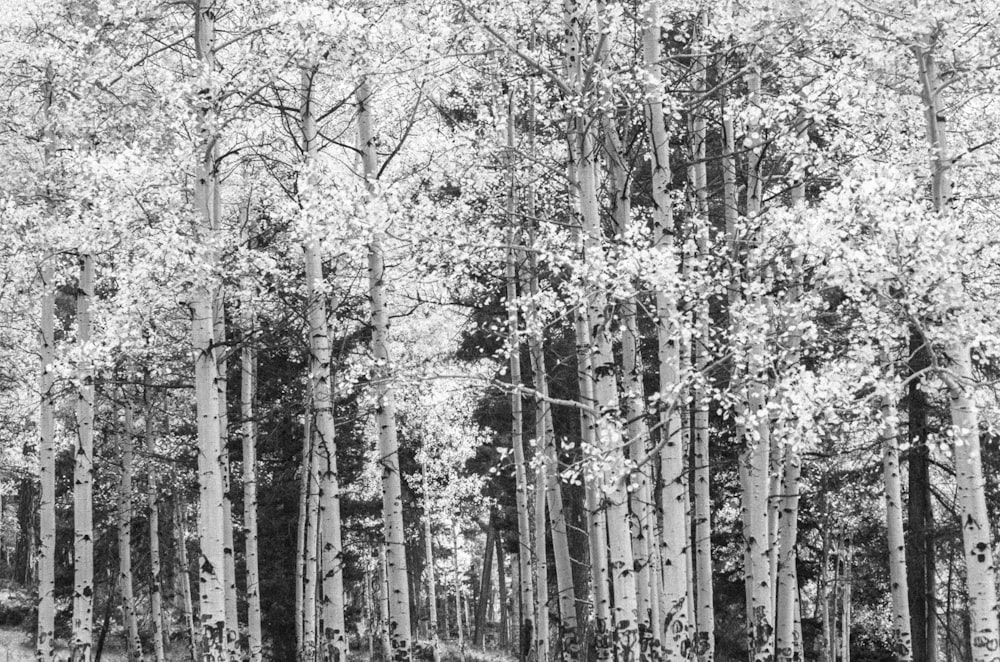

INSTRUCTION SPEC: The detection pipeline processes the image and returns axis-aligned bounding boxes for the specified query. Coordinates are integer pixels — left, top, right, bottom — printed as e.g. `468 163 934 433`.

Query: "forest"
1 0 999 661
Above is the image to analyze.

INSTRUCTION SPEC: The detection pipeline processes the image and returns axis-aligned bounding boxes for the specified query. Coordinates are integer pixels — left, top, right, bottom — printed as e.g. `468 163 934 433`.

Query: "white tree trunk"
533 458 549 662
299 67 347 662
213 296 240 657
145 377 167 662
120 404 142 662
947 346 1000 662
73 252 96 662
504 93 536 662
192 2 229 658
423 495 441 662
452 525 466 662
241 218 263 662
359 77 412 662
37 261 56 662
641 4 690 658
880 378 912 662
775 442 801 662
175 499 198 662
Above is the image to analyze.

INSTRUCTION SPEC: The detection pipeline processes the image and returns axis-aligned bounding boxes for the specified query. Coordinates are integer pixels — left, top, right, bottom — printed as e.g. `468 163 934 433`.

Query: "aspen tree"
504 117 536 661
452 525 466 662
688 21 714 658
214 297 239 655
879 367 912 662
301 68 347 662
36 64 56 662
359 76 412 662
563 3 639 659
241 213 263 662
641 2 690 658
423 488 441 662
37 260 55 662
915 40 1000 662
121 404 142 662
604 113 661 653
296 396 309 655
300 382 320 661
742 63 775 662
513 63 579 659
192 1 230 657
73 251 96 662
533 457 549 662
145 376 166 662
174 499 198 662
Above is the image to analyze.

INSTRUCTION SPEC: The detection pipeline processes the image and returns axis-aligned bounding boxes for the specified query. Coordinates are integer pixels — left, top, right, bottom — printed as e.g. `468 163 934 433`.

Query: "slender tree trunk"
453 525 466 662
424 498 441 662
916 41 1000 662
775 441 801 662
120 404 142 662
192 2 229 658
213 297 239 658
742 64 775 662
379 546 392 662
174 499 198 662
475 519 496 646
37 260 56 662
641 4 690 658
145 376 166 662
496 533 509 651
300 67 347 662
297 393 310 660
881 371 913 662
841 538 853 662
302 385 321 662
73 252 96 662
503 85 536 662
241 216 263 662
534 458 549 662
359 77 412 662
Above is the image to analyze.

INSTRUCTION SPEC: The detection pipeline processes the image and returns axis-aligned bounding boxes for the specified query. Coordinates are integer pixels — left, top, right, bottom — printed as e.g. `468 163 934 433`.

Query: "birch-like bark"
302 384 321 662
359 77 412 662
175 499 198 662
453 525 466 662
916 40 1000 661
496 533 509 650
73 252 96 662
241 217 263 662
300 67 347 662
742 64 775 662
192 2 229 658
564 4 638 659
120 404 142 662
506 201 536 662
214 297 239 657
424 497 441 662
297 393 310 657
533 458 549 662
774 441 800 662
145 376 166 662
37 260 56 662
641 4 690 658
880 373 912 662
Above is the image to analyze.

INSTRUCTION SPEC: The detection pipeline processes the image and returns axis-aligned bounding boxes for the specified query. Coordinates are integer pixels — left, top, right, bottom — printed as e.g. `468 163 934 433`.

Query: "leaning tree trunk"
37 259 56 662
359 77 412 662
300 67 347 662
145 376 167 662
73 251 96 662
